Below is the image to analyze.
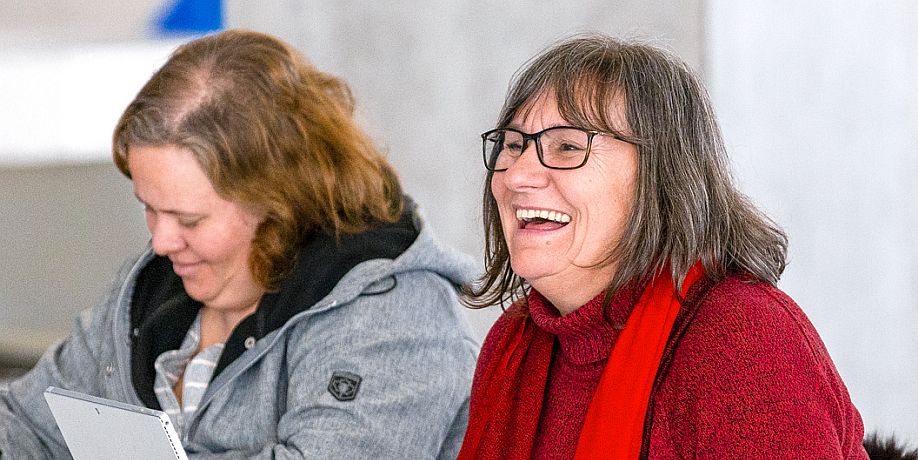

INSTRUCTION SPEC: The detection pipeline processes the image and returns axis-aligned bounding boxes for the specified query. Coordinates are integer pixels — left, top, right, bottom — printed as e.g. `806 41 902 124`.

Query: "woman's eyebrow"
134 195 203 217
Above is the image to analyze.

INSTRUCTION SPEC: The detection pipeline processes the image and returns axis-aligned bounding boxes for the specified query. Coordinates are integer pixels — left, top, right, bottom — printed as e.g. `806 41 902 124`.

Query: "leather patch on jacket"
328 371 362 401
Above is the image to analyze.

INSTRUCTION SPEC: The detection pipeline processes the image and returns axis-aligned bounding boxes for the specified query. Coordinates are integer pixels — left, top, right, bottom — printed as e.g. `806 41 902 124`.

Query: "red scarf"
458 264 703 460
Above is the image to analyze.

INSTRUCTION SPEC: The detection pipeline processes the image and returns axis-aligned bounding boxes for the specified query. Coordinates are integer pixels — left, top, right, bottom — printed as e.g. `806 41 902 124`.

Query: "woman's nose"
149 219 185 256
500 141 549 190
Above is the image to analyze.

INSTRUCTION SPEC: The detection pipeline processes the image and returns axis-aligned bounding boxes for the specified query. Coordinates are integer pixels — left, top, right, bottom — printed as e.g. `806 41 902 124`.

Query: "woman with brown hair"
0 30 477 458
458 34 868 459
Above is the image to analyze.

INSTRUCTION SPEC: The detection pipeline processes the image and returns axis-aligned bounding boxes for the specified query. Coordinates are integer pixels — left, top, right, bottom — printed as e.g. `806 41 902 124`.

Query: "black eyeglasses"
481 126 614 172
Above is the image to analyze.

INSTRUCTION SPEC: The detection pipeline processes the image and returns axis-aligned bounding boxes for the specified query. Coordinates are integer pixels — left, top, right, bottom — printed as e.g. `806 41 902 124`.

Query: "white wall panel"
706 0 918 440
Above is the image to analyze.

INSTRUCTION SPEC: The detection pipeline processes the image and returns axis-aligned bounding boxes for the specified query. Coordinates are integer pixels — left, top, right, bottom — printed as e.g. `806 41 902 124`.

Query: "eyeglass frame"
480 125 619 172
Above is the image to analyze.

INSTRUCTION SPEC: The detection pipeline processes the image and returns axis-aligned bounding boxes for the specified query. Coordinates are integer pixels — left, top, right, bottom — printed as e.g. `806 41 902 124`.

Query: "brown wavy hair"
113 29 403 291
467 34 787 308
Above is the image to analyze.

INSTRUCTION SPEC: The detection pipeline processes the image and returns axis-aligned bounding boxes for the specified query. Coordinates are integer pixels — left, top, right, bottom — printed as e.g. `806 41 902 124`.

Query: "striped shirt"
153 312 224 435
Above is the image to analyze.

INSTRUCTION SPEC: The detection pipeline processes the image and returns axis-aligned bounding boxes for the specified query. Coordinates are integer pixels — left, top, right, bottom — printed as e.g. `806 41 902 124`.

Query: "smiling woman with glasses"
459 34 869 459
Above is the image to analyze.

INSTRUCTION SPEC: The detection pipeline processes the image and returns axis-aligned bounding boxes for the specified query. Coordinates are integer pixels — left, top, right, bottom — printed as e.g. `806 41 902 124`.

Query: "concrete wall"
706 0 918 440
0 0 162 45
0 164 148 365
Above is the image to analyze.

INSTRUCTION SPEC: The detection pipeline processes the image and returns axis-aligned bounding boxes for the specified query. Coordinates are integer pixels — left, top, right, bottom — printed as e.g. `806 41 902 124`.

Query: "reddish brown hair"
113 29 403 290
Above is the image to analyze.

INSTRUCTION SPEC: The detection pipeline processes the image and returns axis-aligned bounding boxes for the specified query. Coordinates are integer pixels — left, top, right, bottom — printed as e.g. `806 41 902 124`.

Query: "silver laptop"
43 386 188 460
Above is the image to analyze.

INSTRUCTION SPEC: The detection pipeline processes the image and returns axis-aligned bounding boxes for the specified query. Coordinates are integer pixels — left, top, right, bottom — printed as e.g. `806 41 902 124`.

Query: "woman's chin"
179 280 212 304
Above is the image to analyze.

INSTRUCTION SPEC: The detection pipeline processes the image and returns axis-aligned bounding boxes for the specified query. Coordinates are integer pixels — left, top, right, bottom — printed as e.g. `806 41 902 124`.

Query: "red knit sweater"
473 274 869 459
528 285 635 458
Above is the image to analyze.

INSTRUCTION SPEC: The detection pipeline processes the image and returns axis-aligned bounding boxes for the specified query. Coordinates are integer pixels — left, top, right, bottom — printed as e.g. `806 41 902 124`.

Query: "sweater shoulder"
687 275 830 361
670 274 840 389
649 274 866 457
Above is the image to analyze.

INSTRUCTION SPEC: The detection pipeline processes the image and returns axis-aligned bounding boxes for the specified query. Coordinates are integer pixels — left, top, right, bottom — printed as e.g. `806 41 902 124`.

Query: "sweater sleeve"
648 278 868 459
0 256 138 459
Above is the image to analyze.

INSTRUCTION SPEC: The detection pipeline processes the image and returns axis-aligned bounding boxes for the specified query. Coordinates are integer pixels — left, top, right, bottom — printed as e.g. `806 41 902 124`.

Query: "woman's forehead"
512 86 630 133
511 91 563 126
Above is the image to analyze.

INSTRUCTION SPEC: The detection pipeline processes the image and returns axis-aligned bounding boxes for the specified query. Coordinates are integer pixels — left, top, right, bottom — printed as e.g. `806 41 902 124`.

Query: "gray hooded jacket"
0 210 479 459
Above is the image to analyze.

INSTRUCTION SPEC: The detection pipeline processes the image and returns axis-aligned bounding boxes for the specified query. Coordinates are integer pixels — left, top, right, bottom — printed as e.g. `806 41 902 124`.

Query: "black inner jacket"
129 205 419 410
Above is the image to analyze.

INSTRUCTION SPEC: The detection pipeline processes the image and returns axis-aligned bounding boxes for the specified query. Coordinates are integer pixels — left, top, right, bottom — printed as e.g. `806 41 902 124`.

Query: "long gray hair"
467 34 787 308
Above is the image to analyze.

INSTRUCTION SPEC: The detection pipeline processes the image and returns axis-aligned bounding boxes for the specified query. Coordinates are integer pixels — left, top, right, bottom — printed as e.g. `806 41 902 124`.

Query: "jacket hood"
214 199 426 373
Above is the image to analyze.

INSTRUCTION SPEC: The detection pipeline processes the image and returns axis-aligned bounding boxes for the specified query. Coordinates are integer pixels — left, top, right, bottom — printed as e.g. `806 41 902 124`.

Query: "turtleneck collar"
527 285 641 365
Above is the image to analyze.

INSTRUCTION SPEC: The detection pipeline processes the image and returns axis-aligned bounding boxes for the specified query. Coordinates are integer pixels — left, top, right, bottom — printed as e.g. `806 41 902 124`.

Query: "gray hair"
467 34 787 308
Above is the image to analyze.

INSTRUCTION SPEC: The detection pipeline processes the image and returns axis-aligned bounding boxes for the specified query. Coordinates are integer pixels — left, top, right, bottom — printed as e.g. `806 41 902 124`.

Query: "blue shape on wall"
155 0 223 36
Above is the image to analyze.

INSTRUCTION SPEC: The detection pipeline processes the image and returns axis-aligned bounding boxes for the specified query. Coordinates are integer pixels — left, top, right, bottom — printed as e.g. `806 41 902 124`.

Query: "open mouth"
516 208 571 229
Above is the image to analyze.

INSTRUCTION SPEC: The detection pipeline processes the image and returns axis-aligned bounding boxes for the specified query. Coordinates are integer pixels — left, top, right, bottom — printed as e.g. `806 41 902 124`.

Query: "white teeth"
515 208 572 224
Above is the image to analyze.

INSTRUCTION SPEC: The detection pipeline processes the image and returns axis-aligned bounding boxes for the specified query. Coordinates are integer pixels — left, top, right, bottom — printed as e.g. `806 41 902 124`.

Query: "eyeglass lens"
484 127 591 171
